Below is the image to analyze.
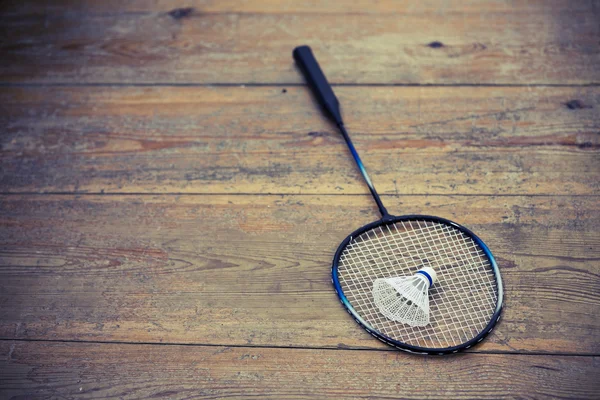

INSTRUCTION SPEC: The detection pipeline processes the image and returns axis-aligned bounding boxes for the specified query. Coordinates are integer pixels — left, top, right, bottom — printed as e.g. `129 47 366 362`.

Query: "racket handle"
293 45 343 125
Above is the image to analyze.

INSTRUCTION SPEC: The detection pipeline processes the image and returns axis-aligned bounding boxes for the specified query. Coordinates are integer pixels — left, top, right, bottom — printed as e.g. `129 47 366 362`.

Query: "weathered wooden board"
1 194 598 353
1 86 598 195
0 4 598 84
2 0 593 16
1 341 598 399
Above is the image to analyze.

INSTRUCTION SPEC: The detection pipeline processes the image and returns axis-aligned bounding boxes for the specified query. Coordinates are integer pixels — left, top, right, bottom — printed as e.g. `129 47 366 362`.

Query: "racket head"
332 215 503 355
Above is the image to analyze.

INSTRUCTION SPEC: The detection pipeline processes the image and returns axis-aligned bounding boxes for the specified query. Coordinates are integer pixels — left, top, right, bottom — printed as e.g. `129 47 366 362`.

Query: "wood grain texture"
1 194 598 353
0 2 598 84
0 0 598 397
1 341 598 399
2 0 594 16
1 86 598 195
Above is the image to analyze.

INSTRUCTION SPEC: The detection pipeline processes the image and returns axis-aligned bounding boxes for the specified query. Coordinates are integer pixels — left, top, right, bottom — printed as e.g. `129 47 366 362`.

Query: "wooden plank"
0 5 598 84
0 341 598 399
2 0 593 16
0 194 598 354
1 86 598 195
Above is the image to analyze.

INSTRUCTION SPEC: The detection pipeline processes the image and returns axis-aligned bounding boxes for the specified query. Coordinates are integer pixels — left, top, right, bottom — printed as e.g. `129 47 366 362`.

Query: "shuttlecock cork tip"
416 267 436 287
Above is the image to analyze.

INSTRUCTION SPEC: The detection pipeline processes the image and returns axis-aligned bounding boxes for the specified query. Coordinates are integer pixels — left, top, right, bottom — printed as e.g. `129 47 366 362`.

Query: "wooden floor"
1 1 599 398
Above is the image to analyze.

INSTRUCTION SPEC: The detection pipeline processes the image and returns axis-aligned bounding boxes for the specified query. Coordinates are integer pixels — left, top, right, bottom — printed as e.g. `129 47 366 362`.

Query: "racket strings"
338 220 498 349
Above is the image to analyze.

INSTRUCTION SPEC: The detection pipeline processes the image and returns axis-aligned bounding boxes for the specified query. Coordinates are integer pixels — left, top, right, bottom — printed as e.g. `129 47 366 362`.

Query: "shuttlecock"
372 267 437 327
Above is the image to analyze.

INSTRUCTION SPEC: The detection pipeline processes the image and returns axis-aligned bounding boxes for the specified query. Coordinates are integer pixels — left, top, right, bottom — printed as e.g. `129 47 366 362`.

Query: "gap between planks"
2 193 600 197
0 338 597 357
0 83 599 88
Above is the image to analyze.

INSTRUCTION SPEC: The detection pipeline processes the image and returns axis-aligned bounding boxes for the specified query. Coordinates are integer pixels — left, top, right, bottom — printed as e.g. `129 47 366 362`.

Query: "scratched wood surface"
0 1 599 84
0 0 599 399
3 0 596 15
1 194 598 354
1 341 599 399
1 86 598 195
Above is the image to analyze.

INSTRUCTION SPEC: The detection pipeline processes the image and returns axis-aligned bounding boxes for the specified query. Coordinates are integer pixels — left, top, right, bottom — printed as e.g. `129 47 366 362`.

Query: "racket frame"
331 214 504 355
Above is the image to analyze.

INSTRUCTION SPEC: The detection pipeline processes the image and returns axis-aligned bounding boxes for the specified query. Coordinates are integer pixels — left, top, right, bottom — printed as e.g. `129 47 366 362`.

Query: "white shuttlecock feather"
373 267 437 327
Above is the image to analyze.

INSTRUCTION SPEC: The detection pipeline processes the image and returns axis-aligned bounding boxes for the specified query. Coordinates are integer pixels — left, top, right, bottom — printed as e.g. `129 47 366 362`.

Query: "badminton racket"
293 45 503 355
